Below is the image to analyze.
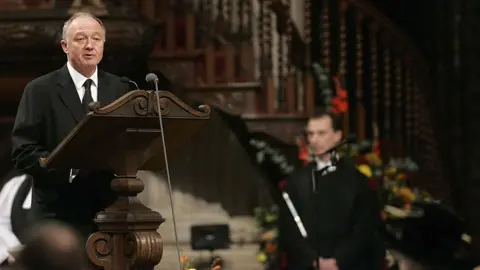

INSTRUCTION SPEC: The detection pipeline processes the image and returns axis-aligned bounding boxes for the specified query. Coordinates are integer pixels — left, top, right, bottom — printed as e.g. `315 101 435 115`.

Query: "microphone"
315 134 356 177
120 76 139 90
145 73 159 85
145 72 182 270
321 133 356 156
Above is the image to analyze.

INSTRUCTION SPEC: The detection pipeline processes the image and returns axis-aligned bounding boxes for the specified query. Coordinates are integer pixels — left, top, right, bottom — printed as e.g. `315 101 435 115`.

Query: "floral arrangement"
253 63 434 269
312 63 349 115
180 255 223 270
312 62 333 109
297 137 435 270
297 136 430 210
254 206 281 270
301 134 432 219
331 74 348 115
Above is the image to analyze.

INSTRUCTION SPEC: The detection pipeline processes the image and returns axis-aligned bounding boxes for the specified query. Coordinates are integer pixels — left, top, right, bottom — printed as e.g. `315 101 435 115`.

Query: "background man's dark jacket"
279 158 385 270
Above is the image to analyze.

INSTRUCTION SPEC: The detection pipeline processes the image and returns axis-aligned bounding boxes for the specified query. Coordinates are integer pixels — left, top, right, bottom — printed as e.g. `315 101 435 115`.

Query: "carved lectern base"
86 175 165 270
40 90 211 269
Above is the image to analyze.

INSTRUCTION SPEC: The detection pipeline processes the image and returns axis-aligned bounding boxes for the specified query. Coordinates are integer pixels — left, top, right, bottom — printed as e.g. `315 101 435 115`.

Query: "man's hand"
318 258 338 270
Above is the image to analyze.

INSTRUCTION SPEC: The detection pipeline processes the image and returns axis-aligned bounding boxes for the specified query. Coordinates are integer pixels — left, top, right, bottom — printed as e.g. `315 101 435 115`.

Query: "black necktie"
82 79 94 113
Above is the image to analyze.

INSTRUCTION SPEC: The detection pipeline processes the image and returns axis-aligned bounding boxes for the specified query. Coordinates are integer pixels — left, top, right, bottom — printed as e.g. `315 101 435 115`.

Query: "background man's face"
306 116 342 157
61 16 105 72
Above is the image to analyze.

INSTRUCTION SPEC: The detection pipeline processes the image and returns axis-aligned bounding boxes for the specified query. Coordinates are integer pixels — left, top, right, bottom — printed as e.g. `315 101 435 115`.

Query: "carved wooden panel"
0 2 153 116
0 0 54 10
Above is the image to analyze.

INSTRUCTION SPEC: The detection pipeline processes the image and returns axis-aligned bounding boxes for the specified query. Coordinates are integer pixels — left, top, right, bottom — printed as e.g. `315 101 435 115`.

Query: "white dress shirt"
66 61 98 182
66 61 98 103
0 174 31 264
315 156 337 174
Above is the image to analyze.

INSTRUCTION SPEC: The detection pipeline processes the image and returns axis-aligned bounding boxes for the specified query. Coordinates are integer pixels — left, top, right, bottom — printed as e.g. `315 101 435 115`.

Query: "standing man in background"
279 109 384 270
11 12 130 239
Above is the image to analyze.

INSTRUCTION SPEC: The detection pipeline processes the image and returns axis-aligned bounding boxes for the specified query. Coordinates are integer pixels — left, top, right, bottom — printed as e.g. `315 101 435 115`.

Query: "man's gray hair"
61 12 106 41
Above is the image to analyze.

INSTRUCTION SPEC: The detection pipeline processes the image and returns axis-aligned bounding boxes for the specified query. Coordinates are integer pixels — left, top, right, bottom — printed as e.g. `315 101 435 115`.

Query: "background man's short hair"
18 221 86 270
62 12 106 41
309 108 343 131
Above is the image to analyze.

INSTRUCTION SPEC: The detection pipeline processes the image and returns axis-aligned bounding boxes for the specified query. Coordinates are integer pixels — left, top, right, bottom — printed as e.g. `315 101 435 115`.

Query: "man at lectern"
279 110 384 270
11 12 130 238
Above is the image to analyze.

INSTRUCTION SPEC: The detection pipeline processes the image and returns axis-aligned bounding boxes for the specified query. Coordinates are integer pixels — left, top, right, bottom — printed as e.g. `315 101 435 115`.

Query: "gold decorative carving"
69 0 107 16
93 90 211 118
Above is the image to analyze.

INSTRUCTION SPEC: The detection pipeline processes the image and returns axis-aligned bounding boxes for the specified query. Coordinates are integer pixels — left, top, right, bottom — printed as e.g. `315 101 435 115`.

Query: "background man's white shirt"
0 174 31 264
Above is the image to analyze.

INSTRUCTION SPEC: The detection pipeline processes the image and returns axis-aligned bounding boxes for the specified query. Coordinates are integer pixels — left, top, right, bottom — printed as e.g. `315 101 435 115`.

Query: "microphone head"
145 73 158 83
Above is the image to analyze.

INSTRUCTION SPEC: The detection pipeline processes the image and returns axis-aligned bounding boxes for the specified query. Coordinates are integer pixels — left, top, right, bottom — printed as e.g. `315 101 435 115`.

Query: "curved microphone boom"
145 73 182 270
321 133 356 156
120 76 139 90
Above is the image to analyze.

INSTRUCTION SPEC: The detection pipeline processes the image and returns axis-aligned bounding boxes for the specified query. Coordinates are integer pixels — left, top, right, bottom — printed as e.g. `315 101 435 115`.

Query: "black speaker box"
190 224 230 251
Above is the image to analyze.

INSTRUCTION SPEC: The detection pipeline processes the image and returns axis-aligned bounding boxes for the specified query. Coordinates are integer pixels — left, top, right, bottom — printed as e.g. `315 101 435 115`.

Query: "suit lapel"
56 64 84 123
98 71 116 107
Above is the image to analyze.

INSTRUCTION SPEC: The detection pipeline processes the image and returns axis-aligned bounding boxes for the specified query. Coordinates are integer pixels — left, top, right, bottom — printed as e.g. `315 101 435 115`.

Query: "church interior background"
0 0 479 269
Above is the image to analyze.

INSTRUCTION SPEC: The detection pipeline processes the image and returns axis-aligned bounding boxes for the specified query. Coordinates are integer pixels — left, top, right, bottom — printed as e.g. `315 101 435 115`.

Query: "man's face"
306 116 342 157
61 16 104 73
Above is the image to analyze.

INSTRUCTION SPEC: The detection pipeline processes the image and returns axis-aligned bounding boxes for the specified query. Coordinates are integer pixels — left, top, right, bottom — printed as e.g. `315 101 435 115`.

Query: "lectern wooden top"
40 90 210 173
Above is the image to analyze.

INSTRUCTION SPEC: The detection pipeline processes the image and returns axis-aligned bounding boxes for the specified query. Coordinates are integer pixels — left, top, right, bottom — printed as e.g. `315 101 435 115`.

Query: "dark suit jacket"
11 64 130 236
279 158 384 270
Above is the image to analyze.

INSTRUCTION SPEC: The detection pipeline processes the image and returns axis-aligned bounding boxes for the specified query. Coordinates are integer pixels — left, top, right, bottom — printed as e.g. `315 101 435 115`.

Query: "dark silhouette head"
18 221 87 270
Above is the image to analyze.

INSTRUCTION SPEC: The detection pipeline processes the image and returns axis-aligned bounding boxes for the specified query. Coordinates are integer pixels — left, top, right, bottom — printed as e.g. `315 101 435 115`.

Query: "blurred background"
0 0 477 269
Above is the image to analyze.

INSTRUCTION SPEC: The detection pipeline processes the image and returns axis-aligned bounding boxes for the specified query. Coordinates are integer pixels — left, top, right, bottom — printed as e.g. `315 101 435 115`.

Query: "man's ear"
61 40 68 54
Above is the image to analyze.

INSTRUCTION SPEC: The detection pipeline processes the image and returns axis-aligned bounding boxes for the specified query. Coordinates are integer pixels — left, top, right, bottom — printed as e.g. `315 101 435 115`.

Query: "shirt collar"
315 157 332 170
66 61 98 89
315 154 339 170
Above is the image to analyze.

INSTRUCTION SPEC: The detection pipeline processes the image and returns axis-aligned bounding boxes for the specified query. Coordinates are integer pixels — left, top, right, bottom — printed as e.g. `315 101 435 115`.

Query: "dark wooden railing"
130 0 447 198
254 0 447 198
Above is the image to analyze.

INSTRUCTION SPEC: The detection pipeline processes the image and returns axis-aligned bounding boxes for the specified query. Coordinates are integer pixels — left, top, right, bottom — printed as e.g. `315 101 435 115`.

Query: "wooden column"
338 0 348 134
394 53 403 156
285 1 295 113
304 0 314 116
370 23 379 128
382 40 392 159
355 11 365 141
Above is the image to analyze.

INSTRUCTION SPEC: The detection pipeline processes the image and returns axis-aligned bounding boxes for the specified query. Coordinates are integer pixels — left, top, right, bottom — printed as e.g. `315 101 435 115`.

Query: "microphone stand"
147 73 182 270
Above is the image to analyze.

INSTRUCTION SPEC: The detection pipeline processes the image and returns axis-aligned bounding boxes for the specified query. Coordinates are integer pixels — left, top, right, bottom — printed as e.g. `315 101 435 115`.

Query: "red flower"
331 75 349 114
332 96 348 114
297 138 312 165
298 147 310 161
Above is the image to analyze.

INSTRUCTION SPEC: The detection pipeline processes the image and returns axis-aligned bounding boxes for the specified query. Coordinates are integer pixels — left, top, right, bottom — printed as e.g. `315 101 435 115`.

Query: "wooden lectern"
40 90 210 269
